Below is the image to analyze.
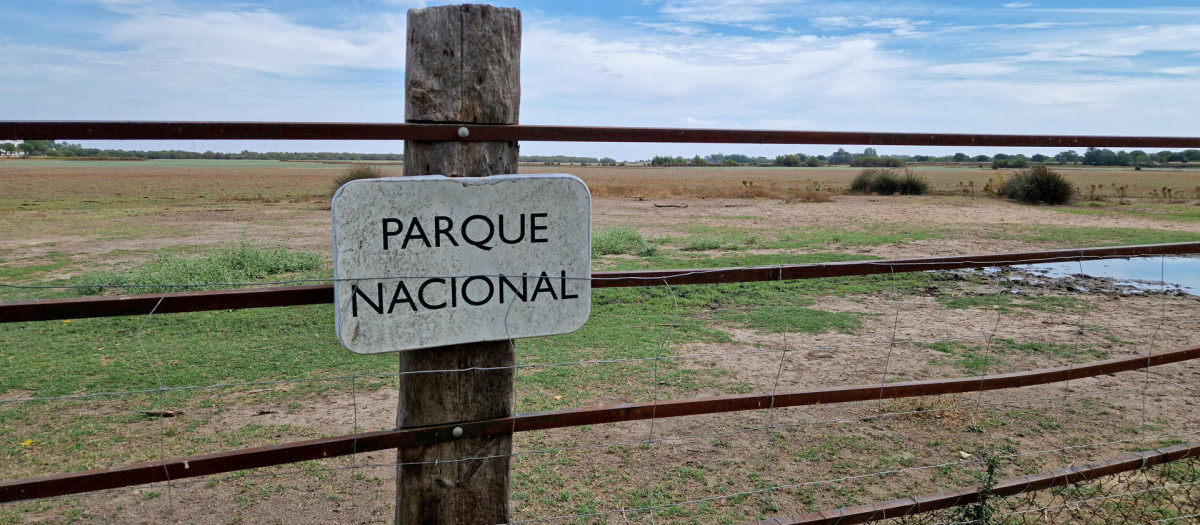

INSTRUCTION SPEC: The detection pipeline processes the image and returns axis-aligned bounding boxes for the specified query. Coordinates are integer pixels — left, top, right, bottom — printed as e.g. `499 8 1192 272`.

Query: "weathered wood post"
398 4 520 524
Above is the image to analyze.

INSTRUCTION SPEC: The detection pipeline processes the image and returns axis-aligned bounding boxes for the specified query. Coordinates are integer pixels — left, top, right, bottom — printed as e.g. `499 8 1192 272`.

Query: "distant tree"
805 157 822 167
829 148 852 164
0 142 15 156
599 157 616 165
775 154 803 167
851 157 904 167
1030 154 1049 163
1128 150 1150 166
913 155 930 162
18 140 53 156
953 153 969 162
859 147 878 158
1083 147 1125 166
650 155 687 166
721 158 738 166
973 155 991 162
1055 150 1081 164
992 156 1029 169
1184 150 1200 162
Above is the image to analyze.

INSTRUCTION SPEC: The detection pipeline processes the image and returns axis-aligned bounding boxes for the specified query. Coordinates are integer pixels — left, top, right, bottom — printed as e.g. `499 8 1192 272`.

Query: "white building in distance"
0 140 23 156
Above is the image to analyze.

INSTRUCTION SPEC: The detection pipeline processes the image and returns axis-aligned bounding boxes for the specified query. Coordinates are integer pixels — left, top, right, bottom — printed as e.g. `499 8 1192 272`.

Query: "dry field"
2 159 1200 523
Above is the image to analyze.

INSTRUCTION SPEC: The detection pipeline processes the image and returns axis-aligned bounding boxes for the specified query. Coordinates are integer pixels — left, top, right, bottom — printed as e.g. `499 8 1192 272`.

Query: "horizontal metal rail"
746 440 1200 525
4 242 1199 323
4 121 1200 148
2 343 1197 503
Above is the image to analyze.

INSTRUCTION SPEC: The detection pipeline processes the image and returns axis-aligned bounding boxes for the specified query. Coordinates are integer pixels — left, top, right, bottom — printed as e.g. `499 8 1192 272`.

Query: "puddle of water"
1019 256 1200 295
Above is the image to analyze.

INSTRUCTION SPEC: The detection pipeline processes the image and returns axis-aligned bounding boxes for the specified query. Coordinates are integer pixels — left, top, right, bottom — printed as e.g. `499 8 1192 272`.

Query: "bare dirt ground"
6 194 1200 282
3 162 1200 523
4 163 1200 281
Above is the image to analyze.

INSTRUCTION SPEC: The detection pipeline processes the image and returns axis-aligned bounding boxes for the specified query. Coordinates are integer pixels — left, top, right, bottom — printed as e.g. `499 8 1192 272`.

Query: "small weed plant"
998 166 1076 205
849 168 928 195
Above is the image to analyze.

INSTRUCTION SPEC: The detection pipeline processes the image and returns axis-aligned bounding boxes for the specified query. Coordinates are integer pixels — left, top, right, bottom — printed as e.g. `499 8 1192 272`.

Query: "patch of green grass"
920 338 1107 375
592 226 656 256
682 237 728 251
0 305 395 398
1054 204 1200 223
74 237 322 294
714 305 864 334
0 252 74 283
983 225 1200 247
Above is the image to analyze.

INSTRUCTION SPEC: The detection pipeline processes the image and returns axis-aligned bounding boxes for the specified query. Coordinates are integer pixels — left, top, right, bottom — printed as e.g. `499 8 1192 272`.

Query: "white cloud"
812 16 929 36
1007 24 1200 61
105 9 407 74
656 0 804 24
633 22 707 36
1004 2 1036 8
927 61 1018 76
681 116 719 126
1157 66 1200 76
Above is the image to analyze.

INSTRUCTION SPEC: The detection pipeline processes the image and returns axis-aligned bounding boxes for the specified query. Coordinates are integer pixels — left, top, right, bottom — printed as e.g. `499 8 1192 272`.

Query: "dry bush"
331 163 384 197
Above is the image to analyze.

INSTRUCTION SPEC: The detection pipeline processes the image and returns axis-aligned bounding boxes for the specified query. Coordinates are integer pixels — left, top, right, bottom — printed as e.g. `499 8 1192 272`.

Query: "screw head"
452 427 464 438
457 127 469 138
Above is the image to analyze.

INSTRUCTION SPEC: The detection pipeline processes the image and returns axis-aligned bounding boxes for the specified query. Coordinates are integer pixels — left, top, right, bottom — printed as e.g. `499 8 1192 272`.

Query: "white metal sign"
331 174 592 354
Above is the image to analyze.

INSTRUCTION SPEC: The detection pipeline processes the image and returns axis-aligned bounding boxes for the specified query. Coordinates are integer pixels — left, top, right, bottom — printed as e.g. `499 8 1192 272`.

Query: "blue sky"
3 1 1199 160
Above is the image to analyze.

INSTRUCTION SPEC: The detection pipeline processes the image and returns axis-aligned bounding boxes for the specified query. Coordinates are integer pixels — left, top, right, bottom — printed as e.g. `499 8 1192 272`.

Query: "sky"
2 0 1199 160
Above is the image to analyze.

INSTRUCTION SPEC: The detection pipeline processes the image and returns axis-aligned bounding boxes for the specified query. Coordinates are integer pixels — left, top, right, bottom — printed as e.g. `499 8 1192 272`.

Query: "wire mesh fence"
2 251 1199 523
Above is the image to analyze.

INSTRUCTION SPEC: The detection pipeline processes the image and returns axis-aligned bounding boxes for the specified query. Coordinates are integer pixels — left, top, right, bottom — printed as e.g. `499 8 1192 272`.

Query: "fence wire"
851 455 1200 525
1 256 1198 524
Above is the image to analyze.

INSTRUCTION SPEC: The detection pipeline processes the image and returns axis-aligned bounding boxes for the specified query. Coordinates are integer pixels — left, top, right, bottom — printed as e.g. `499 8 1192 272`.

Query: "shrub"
897 170 930 195
849 168 927 195
998 165 1076 205
331 163 384 196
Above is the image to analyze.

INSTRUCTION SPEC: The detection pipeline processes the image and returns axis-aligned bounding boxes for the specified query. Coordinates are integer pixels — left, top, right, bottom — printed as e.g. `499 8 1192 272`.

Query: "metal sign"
331 174 592 354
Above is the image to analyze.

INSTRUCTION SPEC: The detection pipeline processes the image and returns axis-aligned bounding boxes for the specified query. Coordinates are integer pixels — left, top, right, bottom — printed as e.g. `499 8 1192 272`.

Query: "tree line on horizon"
5 141 1199 168
650 147 1200 169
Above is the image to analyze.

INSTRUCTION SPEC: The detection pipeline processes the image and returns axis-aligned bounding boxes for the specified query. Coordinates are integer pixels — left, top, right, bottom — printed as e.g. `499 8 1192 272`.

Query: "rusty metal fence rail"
3 121 1200 521
2 343 1198 503
745 441 1200 525
5 121 1200 149
4 242 1200 323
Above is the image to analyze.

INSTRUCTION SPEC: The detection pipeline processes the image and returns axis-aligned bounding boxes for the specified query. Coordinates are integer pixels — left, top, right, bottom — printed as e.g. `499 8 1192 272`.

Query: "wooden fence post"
397 4 520 524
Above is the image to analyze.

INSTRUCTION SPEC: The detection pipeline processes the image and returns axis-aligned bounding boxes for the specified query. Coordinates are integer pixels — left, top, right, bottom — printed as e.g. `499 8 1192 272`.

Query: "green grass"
714 305 864 334
0 252 74 283
1054 204 1200 222
938 294 1090 314
921 338 1107 375
75 237 322 294
592 225 657 256
983 225 1200 247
